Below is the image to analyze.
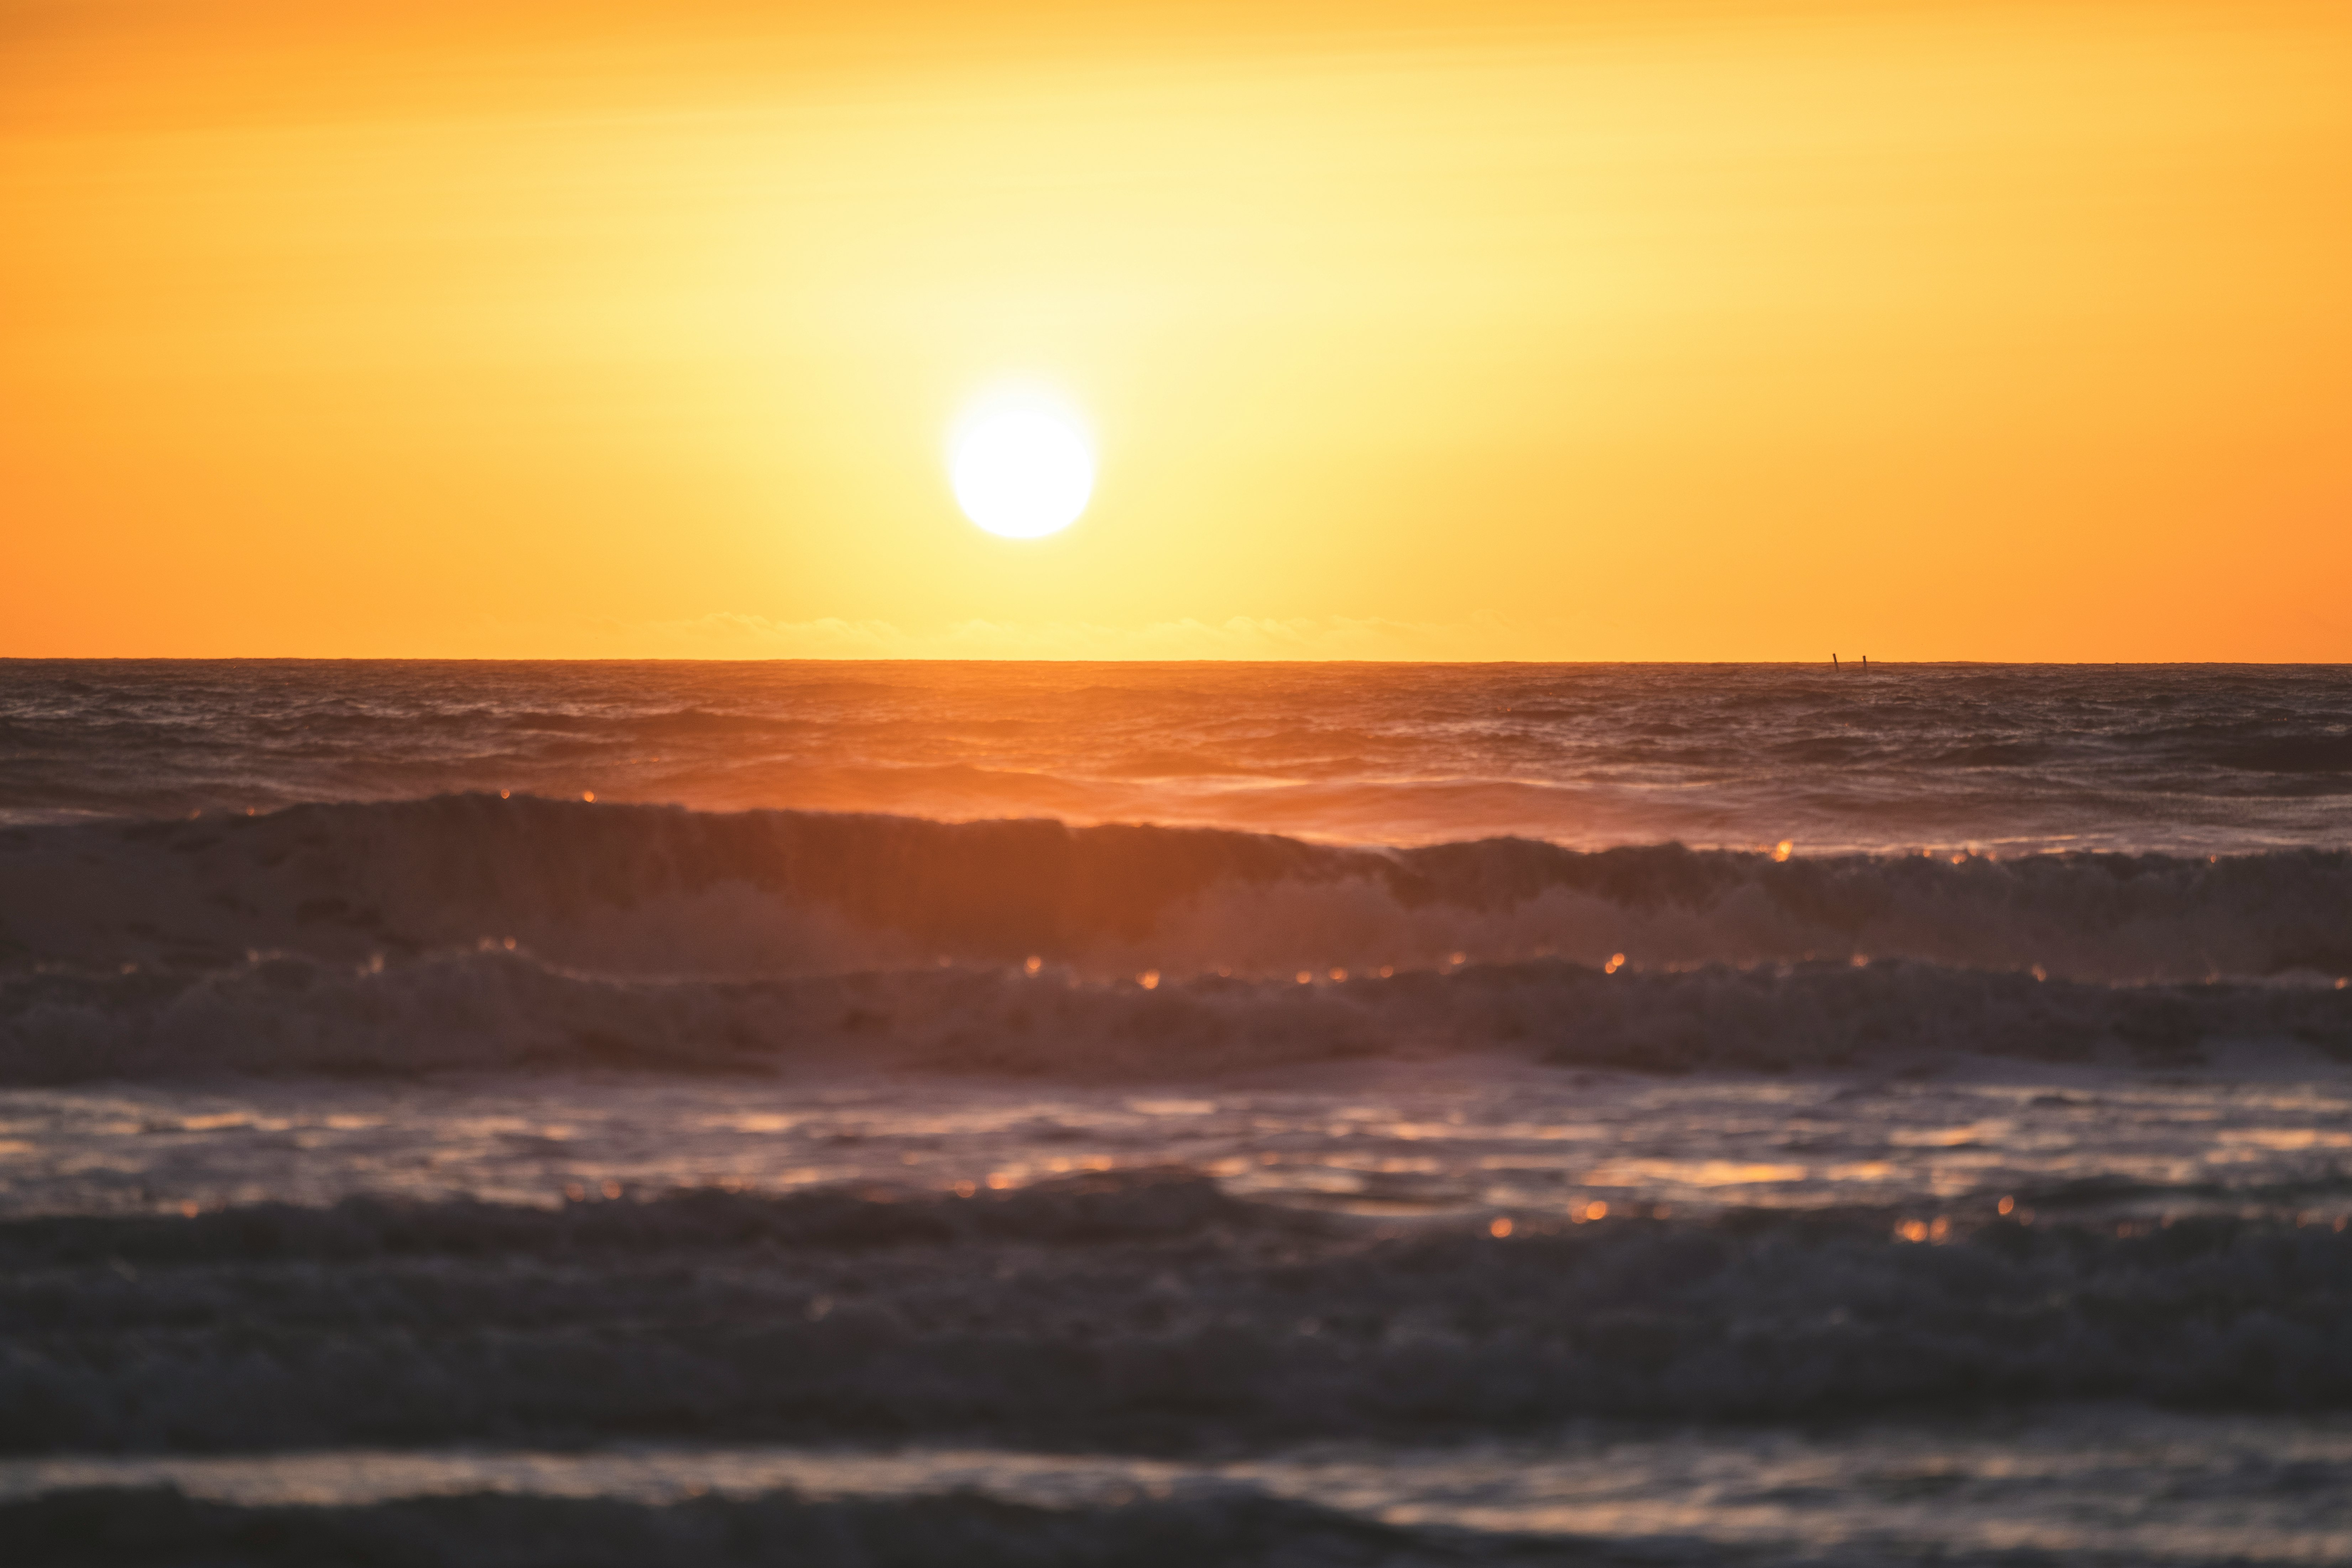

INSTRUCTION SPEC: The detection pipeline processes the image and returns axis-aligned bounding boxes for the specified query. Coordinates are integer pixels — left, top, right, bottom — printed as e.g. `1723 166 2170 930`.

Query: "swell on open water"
3 660 2350 1566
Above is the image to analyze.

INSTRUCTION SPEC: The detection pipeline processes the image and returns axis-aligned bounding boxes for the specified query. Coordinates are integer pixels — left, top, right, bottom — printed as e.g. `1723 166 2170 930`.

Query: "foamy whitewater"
3 660 2349 1565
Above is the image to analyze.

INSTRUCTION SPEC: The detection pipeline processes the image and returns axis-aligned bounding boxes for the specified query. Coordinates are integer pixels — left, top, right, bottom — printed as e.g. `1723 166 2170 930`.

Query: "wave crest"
2 796 2346 987
5 1175 2350 1453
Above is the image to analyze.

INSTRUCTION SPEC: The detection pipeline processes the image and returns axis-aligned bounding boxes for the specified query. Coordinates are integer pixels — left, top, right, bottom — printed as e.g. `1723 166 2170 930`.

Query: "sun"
950 407 1094 538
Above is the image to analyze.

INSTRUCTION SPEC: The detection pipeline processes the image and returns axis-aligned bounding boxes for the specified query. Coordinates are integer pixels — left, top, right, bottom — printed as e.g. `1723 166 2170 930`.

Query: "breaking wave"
5 795 2343 1082
4 795 2347 985
4 1171 2350 1454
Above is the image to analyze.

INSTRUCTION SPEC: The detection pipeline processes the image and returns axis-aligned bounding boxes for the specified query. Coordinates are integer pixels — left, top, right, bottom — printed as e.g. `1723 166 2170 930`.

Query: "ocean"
2 660 2349 1565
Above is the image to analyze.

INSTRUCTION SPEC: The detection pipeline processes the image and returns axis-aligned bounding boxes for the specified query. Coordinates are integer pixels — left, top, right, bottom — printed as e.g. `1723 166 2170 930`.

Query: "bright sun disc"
952 410 1093 538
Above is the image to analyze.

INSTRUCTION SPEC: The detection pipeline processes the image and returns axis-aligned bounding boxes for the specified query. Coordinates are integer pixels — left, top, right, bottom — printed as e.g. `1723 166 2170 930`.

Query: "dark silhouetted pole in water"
1832 654 1839 670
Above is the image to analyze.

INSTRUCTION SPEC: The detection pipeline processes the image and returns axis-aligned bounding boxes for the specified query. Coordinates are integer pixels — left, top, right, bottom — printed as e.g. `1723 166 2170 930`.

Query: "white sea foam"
7 1416 2351 1564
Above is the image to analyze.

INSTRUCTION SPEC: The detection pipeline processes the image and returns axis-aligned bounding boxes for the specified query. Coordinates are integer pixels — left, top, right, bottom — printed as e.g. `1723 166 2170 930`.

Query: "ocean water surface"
2 660 2349 1564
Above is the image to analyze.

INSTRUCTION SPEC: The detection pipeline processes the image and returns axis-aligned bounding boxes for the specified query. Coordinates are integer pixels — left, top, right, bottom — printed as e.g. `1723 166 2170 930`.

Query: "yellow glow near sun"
950 403 1094 539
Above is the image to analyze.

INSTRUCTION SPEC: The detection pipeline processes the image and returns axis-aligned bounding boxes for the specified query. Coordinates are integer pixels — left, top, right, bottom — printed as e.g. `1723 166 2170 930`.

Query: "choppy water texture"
2 660 2350 1564
5 1063 2350 1224
6 660 2350 851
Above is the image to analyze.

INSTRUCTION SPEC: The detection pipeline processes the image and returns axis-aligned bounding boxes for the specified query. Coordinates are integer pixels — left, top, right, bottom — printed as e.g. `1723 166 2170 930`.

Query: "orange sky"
4 0 2347 660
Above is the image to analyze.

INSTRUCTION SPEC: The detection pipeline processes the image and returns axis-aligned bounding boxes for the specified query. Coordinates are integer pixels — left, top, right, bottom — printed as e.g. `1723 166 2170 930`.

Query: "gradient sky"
5 0 2347 659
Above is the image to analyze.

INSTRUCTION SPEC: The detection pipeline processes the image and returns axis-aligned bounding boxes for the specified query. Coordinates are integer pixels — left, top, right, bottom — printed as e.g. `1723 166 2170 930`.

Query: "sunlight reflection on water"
4 1062 2347 1227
